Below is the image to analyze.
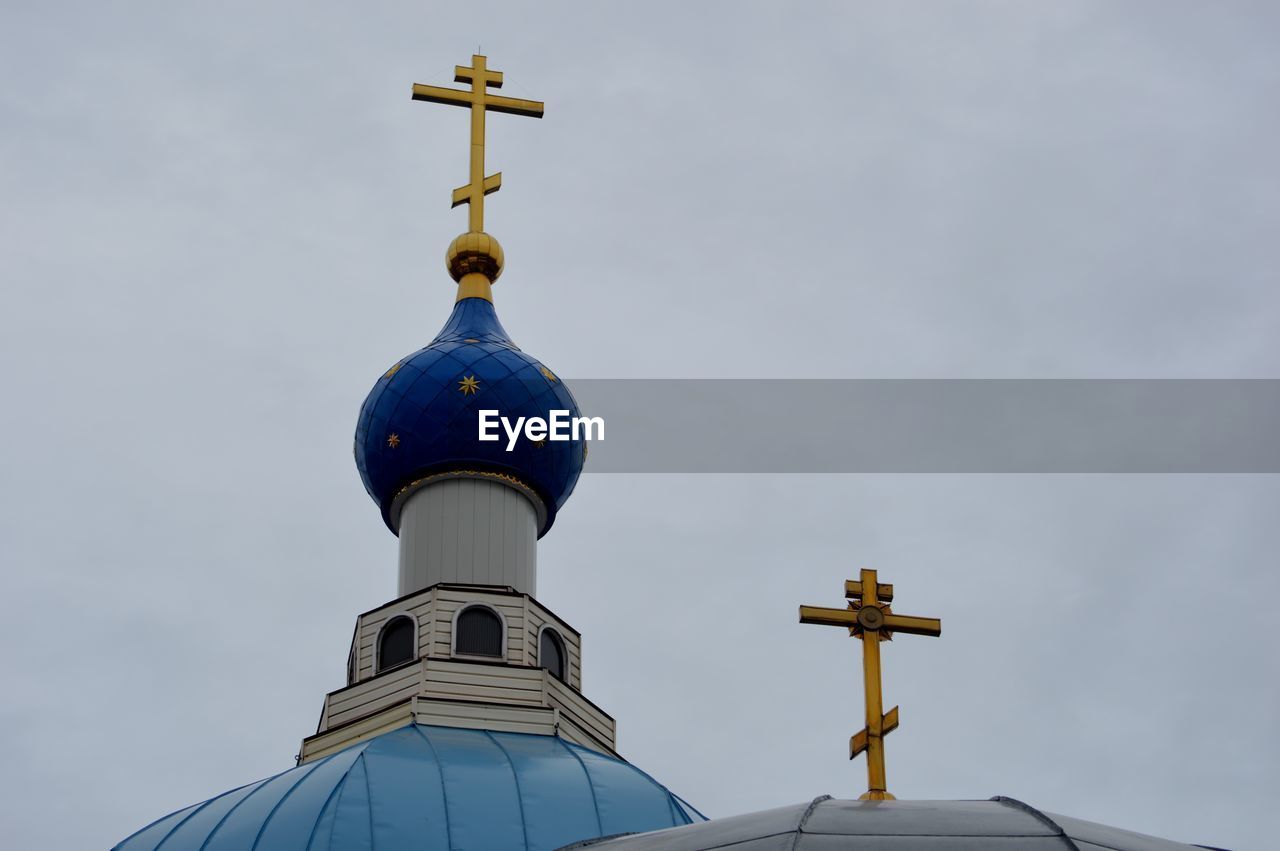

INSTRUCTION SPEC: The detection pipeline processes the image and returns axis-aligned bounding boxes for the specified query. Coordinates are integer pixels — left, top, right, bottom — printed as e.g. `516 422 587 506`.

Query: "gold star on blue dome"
458 375 480 395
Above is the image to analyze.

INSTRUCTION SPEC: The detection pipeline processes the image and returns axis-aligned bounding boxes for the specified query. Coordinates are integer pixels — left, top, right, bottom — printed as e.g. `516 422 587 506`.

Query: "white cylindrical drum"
396 477 538 596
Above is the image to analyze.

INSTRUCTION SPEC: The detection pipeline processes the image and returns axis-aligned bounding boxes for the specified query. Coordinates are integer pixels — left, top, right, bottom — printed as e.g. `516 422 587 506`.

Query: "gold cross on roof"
800 569 941 800
412 55 544 234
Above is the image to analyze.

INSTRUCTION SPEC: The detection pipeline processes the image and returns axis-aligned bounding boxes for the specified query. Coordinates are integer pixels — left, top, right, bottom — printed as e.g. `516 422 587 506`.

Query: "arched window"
377 615 415 672
454 606 504 658
539 628 566 680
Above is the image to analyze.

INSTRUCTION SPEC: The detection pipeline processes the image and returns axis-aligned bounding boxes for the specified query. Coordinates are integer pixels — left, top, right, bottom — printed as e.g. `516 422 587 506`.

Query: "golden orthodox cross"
411 55 544 233
800 569 941 800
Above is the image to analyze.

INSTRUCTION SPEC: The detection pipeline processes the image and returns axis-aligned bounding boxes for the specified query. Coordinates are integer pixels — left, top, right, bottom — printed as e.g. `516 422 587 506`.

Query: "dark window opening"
456 607 504 657
539 629 566 680
377 616 415 672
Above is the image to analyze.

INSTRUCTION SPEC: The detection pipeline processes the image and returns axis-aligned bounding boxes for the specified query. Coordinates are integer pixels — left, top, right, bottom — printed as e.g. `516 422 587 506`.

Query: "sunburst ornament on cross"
411 55 544 303
800 569 942 800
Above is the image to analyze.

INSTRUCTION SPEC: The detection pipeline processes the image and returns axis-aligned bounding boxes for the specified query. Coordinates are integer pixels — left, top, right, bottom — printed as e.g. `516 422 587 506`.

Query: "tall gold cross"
412 55 544 233
800 569 941 800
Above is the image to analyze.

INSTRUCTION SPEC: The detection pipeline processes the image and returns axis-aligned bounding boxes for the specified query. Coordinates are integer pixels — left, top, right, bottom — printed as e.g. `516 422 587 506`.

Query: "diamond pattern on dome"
355 297 586 536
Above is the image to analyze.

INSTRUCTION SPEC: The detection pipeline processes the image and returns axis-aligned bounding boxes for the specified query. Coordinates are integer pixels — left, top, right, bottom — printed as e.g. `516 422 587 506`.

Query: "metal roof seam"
361 747 377 851
484 731 533 851
587 744 701 824
670 794 708 823
790 795 834 849
317 749 370 851
195 773 285 851
409 724 457 851
664 791 681 826
301 757 354 851
555 735 605 835
990 796 1082 850
248 758 327 851
145 794 230 850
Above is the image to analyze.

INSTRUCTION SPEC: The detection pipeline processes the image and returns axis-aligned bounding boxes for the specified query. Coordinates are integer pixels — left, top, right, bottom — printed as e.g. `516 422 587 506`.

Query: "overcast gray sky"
2 2 1277 849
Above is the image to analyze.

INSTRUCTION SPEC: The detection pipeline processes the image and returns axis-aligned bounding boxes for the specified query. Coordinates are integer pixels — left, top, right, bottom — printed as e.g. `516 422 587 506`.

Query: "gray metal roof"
564 796 1218 850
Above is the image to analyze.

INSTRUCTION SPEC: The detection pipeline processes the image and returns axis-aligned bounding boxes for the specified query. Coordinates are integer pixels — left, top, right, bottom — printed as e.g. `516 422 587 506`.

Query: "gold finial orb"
446 231 504 283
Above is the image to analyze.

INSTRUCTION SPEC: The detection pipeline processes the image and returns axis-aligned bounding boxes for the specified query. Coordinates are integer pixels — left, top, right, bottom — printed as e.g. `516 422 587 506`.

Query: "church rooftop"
112 724 702 851
571 796 1213 850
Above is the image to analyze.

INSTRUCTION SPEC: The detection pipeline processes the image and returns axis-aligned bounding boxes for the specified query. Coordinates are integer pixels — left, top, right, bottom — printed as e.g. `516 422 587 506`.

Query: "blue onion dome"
356 261 585 537
112 724 704 851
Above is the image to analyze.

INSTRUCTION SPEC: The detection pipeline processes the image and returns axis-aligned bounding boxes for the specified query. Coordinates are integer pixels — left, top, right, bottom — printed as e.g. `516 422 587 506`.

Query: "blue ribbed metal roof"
112 724 702 851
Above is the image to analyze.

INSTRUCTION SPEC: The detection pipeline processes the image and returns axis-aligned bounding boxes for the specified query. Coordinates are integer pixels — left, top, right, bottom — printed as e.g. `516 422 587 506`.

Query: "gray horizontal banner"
560 379 1280 473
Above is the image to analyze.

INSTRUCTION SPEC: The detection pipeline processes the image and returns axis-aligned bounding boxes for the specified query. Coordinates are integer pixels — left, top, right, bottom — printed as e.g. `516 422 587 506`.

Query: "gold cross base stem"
455 273 493 303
